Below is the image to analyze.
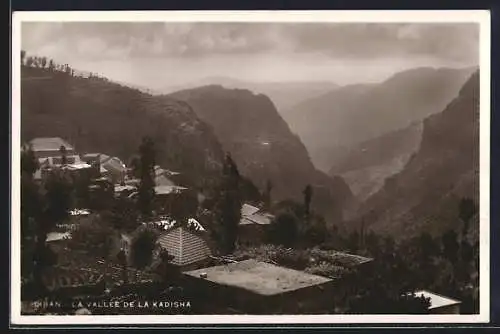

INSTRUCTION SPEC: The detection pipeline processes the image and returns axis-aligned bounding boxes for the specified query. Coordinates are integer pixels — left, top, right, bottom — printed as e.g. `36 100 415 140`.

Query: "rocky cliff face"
21 66 225 188
349 71 480 238
329 122 423 201
285 67 476 172
169 85 353 223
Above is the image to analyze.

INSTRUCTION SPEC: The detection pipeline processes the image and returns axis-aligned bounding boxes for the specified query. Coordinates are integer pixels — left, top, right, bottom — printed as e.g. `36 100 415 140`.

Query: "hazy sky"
21 22 479 91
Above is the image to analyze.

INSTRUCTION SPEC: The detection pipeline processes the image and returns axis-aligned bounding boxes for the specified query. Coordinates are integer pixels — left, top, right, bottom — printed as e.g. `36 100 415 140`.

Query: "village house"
116 218 211 271
81 153 127 184
154 165 182 186
414 290 462 314
238 203 275 245
183 259 337 314
156 224 213 271
27 137 92 181
29 137 75 159
45 231 72 253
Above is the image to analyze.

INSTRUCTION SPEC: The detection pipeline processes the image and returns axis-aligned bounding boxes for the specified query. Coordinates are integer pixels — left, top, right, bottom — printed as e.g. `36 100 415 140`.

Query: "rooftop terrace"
184 259 333 296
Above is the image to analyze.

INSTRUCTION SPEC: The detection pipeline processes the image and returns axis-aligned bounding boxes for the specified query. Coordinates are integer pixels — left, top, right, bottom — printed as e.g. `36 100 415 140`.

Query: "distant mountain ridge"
284 66 477 172
348 70 480 238
161 77 339 113
168 85 353 223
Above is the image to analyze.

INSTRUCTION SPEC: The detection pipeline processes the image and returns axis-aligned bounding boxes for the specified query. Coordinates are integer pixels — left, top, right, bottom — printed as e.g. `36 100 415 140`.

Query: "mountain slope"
285 67 476 171
349 70 480 238
168 85 353 223
21 66 225 188
162 77 339 113
329 122 423 201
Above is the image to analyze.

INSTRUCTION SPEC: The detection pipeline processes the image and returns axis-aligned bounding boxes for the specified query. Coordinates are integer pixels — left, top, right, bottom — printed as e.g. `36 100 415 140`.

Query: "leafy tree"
155 249 180 284
170 190 198 226
417 232 439 263
59 145 67 165
303 184 313 217
348 289 431 314
302 214 328 246
38 169 73 241
239 176 262 205
20 144 41 280
347 231 360 253
116 249 128 284
460 240 474 264
268 211 299 247
137 137 156 219
129 155 141 179
106 197 139 232
74 174 90 208
363 230 381 257
69 214 116 258
441 229 460 264
262 179 273 210
130 228 158 269
212 153 242 254
26 56 34 67
459 198 477 237
69 214 116 283
342 239 431 314
48 59 55 71
40 57 47 69
21 145 74 289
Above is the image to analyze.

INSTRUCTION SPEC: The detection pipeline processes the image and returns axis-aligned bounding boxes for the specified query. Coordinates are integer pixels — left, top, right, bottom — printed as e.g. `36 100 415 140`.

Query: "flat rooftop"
184 259 333 296
414 290 461 310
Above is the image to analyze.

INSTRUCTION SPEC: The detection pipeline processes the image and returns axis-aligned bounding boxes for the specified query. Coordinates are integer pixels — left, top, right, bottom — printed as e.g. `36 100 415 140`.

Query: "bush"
130 228 159 270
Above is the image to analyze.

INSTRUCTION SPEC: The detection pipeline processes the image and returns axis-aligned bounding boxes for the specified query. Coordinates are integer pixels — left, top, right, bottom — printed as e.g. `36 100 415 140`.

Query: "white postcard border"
10 10 491 325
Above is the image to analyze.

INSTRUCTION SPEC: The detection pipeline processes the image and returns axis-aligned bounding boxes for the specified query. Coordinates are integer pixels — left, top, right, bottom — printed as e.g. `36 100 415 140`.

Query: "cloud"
21 22 479 64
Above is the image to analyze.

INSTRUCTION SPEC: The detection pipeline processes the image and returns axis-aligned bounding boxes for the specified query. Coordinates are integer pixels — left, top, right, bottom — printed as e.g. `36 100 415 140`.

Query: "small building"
183 259 336 314
82 153 127 184
28 138 93 181
153 185 196 217
156 225 212 271
238 203 274 246
414 290 462 314
46 231 72 242
29 137 75 159
114 185 136 198
45 231 72 253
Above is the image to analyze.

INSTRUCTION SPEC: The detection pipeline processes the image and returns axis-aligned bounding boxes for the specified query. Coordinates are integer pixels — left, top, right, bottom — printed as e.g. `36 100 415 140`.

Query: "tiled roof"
157 227 211 267
241 203 260 216
30 137 74 152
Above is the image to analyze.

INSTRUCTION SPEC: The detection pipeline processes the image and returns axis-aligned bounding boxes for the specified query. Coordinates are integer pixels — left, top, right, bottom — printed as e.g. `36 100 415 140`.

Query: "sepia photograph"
10 10 490 325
